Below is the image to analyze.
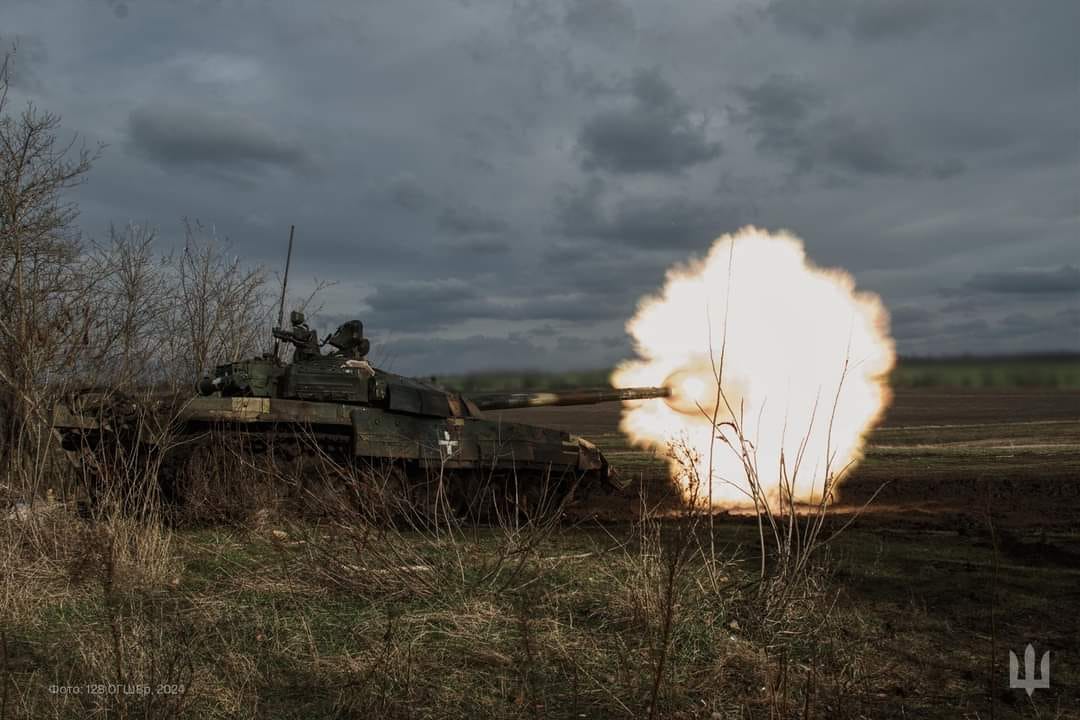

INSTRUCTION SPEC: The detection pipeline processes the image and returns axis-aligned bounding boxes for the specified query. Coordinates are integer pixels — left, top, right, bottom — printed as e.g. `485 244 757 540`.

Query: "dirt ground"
490 388 1080 530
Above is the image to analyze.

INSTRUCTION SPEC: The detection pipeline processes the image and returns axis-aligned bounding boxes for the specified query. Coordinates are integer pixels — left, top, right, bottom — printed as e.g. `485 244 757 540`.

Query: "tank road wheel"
361 463 413 521
348 462 429 524
361 464 478 528
403 465 460 528
158 438 213 522
463 468 581 525
160 435 260 524
436 468 530 523
449 469 487 520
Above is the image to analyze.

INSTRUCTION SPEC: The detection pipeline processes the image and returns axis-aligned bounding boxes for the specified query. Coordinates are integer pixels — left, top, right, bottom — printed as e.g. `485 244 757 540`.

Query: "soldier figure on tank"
272 310 322 362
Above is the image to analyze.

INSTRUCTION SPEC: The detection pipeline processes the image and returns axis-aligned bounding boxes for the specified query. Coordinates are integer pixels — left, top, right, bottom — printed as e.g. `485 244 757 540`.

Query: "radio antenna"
272 224 295 359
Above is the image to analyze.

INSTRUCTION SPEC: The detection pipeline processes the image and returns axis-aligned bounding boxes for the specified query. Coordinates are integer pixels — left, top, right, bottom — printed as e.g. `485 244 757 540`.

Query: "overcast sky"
4 0 1078 374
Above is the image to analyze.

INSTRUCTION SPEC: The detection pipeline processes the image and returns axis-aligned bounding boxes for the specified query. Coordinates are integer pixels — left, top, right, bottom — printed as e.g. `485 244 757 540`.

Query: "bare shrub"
159 220 269 387
0 49 100 500
82 223 170 388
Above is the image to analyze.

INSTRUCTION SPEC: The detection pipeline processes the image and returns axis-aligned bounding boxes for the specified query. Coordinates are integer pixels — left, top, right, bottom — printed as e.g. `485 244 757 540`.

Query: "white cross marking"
438 430 459 457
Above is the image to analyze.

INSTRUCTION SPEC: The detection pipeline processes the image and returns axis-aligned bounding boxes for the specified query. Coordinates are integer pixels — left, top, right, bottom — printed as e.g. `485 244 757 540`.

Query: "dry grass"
3 487 1077 718
0 439 878 720
13 382 1037 720
3 351 1068 717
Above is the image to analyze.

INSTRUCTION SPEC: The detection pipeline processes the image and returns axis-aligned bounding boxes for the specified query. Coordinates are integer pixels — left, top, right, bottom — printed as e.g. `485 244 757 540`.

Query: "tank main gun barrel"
469 386 670 411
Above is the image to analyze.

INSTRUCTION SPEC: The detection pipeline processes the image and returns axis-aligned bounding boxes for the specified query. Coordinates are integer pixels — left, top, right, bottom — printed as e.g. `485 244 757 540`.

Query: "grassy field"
439 354 1080 392
3 388 1078 719
3 512 1077 719
891 354 1080 389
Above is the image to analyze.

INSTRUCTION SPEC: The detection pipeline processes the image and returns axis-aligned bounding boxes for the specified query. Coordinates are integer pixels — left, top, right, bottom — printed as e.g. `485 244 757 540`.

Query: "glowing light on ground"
613 227 895 506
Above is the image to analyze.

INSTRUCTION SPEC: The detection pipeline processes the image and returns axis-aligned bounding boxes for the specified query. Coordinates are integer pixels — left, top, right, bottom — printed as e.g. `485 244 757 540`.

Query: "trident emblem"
437 430 459 459
1009 644 1050 696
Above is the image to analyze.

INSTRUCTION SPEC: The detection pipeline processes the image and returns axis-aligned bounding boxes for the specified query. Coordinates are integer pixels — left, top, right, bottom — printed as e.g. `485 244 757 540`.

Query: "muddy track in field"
487 388 1080 530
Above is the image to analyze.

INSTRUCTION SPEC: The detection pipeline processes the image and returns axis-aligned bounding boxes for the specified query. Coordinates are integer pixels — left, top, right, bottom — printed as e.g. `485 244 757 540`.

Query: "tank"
53 314 670 518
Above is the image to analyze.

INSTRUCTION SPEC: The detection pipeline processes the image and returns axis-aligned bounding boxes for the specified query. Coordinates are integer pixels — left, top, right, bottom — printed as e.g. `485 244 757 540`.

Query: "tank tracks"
65 413 582 524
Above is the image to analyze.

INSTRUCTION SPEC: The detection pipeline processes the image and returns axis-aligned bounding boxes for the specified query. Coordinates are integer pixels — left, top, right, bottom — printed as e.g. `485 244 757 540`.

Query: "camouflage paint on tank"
53 318 670 502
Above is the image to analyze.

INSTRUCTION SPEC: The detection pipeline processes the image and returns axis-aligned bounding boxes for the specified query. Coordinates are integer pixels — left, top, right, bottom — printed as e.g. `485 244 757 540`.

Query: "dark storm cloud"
369 279 476 313
896 291 1080 355
543 241 593 265
437 206 507 236
1056 307 1080 333
358 279 479 333
7 0 1077 367
966 266 1080 295
730 77 800 161
385 176 510 251
734 75 913 178
851 0 951 42
600 196 738 248
578 69 720 175
998 309 1080 338
0 35 47 91
961 309 1080 353
379 331 629 375
812 115 911 177
106 1 129 19
129 105 311 177
387 175 430 212
503 294 624 323
365 278 623 333
763 0 840 39
564 0 636 45
380 334 552 375
445 236 511 254
557 180 740 249
765 0 955 42
888 306 937 340
943 318 992 337
556 252 668 303
555 335 588 353
734 74 822 143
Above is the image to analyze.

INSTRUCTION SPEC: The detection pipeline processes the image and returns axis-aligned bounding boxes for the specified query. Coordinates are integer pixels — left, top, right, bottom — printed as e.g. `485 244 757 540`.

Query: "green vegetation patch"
892 354 1080 389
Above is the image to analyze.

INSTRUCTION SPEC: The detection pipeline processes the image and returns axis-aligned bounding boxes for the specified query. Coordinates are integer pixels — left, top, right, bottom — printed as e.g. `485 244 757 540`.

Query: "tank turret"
198 319 668 418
